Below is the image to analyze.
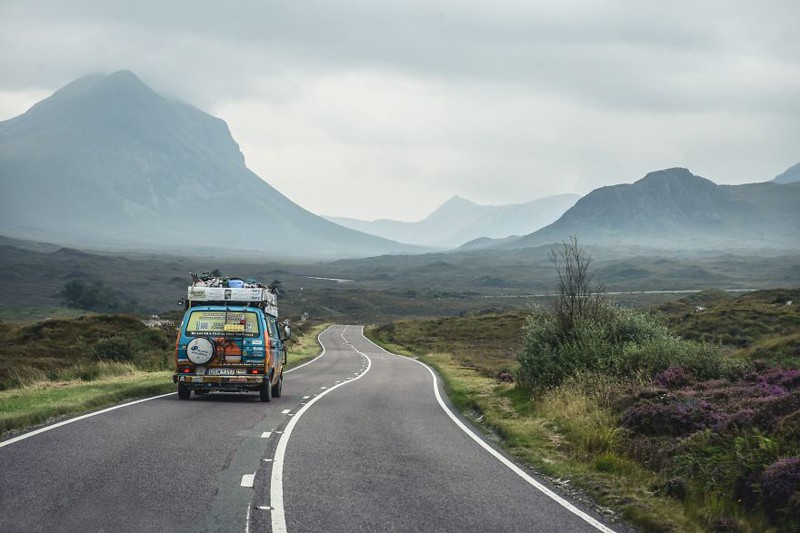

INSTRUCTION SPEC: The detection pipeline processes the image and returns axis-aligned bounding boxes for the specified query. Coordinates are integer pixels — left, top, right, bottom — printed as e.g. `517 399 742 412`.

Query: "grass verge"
1 323 327 440
284 323 328 369
0 370 174 439
365 328 698 532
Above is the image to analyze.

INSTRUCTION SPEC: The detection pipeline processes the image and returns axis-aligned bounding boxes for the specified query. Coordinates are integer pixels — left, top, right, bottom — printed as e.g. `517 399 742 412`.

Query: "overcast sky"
1 1 798 221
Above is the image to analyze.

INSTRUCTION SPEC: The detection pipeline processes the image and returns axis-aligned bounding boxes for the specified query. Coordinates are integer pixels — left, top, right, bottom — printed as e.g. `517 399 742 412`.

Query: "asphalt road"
0 325 619 533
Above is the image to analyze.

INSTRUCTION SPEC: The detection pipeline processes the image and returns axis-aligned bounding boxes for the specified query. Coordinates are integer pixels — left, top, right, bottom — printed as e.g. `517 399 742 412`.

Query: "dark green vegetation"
0 314 321 437
2 237 798 322
59 279 140 312
0 314 175 391
372 288 800 532
0 314 177 436
658 288 800 361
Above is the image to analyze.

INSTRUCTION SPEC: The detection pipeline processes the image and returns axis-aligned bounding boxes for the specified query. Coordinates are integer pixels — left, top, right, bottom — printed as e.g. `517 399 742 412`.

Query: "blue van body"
173 290 285 401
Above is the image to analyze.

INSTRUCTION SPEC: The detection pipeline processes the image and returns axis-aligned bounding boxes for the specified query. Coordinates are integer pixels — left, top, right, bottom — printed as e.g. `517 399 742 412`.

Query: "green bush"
93 336 136 362
518 303 727 390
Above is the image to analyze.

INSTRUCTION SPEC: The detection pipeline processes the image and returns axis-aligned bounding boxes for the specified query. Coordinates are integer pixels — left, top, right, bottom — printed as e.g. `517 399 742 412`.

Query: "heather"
513 240 800 530
371 240 800 531
613 364 799 525
518 298 799 530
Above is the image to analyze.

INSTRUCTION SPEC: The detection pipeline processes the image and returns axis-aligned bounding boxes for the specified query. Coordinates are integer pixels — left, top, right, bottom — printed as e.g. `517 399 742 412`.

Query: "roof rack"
186 276 278 316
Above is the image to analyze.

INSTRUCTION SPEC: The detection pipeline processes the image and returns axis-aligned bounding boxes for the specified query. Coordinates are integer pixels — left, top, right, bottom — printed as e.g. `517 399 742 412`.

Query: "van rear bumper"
173 374 267 389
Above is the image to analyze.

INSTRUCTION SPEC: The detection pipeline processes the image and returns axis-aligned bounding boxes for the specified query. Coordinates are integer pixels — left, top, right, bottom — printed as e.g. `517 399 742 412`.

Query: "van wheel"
259 378 272 402
272 374 283 398
178 383 191 400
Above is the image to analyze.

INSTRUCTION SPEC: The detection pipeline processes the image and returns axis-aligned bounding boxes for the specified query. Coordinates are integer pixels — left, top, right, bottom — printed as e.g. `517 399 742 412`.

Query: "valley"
2 238 798 323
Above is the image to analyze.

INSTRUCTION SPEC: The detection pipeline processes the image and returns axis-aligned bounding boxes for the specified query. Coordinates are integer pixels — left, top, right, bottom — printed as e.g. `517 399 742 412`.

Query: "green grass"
365 333 697 532
0 314 175 390
0 318 327 439
657 288 800 351
0 306 87 323
0 370 174 438
365 290 800 532
370 310 528 376
285 323 327 368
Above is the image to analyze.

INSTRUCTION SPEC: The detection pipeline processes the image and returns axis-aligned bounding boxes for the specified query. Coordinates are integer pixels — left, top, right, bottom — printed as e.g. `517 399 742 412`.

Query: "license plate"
206 368 235 375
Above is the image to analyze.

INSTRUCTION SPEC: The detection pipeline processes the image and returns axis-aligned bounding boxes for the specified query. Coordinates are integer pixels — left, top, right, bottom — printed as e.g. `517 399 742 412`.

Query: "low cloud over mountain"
0 71 418 258
327 193 580 248
469 168 800 252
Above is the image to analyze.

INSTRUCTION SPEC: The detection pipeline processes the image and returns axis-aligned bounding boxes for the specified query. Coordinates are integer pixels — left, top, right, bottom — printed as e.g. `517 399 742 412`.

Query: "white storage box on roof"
187 286 278 316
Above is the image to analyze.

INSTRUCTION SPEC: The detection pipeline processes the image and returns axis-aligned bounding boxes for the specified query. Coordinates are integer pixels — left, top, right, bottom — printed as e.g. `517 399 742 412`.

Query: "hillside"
0 71 417 258
326 193 580 248
475 168 800 251
773 162 800 184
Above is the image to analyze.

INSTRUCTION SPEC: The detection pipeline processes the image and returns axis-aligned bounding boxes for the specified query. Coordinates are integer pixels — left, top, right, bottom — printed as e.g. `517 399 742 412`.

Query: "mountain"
472 168 800 251
326 193 580 247
0 70 419 258
773 162 800 184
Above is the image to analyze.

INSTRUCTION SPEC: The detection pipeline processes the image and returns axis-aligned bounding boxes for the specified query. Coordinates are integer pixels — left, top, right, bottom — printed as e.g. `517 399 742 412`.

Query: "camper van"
173 277 288 402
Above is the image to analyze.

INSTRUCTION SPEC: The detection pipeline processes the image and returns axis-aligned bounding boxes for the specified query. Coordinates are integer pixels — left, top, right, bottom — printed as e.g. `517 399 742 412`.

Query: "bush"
760 457 800 520
517 303 727 391
622 396 722 437
93 336 136 362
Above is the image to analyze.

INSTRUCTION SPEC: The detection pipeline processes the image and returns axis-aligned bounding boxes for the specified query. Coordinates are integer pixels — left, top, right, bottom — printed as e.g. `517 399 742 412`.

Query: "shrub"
622 396 722 437
653 366 689 389
760 457 800 520
518 303 726 391
93 336 136 362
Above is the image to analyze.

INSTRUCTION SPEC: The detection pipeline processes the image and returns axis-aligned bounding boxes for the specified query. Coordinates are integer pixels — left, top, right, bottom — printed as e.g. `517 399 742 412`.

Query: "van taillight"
181 367 192 373
250 369 262 374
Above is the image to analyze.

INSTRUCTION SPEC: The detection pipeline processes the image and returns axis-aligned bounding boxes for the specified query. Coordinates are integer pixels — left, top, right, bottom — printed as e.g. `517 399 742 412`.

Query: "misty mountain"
469 168 800 251
0 70 419 258
326 193 580 247
773 162 800 184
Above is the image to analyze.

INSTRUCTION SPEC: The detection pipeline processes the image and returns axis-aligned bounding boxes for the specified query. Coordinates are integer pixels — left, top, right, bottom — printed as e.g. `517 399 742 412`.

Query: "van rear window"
185 310 260 337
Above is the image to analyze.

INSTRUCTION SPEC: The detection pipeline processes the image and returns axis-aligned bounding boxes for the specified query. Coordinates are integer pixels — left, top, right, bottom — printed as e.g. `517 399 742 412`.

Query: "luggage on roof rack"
186 279 278 316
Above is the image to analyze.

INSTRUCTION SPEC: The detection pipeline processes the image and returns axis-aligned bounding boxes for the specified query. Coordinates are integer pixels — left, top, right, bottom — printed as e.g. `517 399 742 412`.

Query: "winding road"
1 325 619 532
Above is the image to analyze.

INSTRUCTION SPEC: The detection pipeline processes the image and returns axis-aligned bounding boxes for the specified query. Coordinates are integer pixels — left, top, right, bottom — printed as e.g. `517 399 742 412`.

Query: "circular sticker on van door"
187 338 215 365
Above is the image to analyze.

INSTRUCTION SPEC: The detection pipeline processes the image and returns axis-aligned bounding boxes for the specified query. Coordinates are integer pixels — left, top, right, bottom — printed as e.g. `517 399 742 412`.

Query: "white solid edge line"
270 325 372 533
357 326 617 533
284 325 333 374
0 392 175 448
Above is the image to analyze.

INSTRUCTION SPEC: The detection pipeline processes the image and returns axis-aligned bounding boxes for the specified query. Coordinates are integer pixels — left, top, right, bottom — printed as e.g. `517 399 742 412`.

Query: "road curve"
255 325 617 533
0 325 619 533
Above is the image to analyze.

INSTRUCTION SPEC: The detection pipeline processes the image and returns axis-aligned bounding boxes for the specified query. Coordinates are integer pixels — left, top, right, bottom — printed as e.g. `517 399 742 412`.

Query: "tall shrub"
517 237 725 390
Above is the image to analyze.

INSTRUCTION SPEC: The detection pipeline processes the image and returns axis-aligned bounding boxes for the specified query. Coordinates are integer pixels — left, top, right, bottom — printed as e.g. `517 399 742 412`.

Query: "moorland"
2 236 799 532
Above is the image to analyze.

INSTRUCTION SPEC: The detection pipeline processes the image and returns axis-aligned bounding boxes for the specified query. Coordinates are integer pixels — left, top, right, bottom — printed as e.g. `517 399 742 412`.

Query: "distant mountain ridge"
468 168 800 251
326 193 580 247
0 70 418 258
773 162 800 184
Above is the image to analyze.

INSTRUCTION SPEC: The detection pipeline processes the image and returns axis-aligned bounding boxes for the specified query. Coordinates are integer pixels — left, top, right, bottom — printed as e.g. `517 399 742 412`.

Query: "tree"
59 279 128 311
550 235 604 338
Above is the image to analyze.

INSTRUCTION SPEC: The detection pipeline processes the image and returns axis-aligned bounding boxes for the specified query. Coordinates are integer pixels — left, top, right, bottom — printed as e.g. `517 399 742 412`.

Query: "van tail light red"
181 367 192 373
250 369 262 374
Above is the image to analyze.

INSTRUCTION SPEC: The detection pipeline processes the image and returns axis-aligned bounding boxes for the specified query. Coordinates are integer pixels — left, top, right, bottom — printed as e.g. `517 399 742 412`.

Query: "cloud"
1 0 799 220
